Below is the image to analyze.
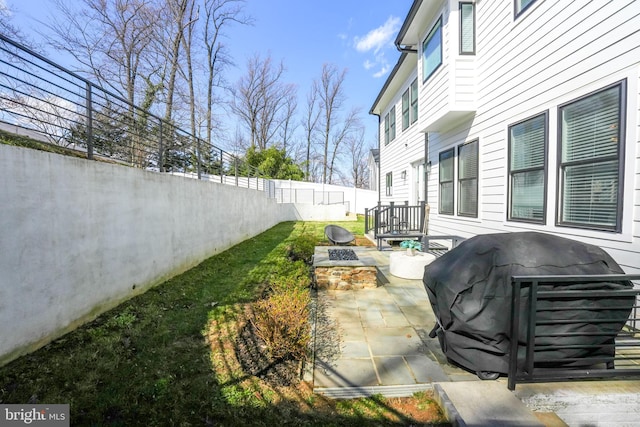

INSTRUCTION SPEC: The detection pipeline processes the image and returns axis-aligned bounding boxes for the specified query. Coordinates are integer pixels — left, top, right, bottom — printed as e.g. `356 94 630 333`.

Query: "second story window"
422 17 442 82
384 113 390 145
460 2 475 55
402 89 410 130
390 106 396 141
403 80 419 131
410 79 418 124
515 0 537 18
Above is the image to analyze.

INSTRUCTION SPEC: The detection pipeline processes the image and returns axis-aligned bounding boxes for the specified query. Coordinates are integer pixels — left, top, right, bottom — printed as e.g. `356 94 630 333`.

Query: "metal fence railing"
273 188 345 205
508 274 640 390
0 34 271 193
365 201 426 237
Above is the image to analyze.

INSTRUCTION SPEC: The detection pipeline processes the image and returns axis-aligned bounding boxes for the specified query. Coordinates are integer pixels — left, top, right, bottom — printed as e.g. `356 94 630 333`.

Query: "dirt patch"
235 312 301 387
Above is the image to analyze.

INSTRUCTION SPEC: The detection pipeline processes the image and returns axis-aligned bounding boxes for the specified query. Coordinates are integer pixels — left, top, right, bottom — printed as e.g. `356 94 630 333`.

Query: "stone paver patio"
310 247 476 398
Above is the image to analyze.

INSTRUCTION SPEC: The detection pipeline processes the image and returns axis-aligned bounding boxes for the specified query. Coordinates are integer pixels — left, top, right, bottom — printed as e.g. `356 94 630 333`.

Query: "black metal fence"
0 34 269 192
508 274 640 390
365 201 426 237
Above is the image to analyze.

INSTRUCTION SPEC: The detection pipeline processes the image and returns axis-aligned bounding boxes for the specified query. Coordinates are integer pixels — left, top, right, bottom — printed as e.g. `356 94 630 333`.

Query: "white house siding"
373 0 640 274
378 53 426 205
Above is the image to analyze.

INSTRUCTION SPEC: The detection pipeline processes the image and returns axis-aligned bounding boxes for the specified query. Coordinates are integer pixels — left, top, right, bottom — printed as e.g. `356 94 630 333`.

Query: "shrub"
251 286 311 361
287 233 316 263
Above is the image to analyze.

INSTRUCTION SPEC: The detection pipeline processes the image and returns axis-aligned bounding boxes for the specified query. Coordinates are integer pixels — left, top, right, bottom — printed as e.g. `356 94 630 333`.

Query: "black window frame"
457 139 478 217
389 105 396 142
459 2 476 55
384 113 390 145
422 16 443 83
439 148 455 215
556 80 626 232
410 78 418 124
385 172 393 196
507 112 548 224
514 0 538 19
402 88 410 131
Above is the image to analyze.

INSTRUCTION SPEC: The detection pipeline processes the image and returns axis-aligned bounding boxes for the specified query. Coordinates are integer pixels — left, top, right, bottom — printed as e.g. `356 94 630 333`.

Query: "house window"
410 79 418 124
384 113 390 145
558 81 625 231
508 113 547 223
422 17 442 82
460 2 475 55
390 106 396 141
402 89 410 131
457 140 478 217
515 0 537 18
385 172 393 196
439 148 454 214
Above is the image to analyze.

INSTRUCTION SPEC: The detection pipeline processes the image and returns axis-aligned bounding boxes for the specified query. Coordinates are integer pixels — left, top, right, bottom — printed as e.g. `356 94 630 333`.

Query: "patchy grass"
0 129 87 158
0 220 448 426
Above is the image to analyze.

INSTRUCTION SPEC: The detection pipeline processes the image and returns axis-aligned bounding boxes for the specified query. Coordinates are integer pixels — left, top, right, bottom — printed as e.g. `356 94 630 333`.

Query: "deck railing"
365 201 426 237
508 274 640 390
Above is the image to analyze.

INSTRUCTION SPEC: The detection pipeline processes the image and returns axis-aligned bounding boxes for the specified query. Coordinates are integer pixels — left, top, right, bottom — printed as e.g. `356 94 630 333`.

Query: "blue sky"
6 0 413 146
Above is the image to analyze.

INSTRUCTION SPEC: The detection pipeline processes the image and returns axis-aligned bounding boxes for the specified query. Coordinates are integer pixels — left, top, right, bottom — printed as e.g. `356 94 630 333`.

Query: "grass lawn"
0 219 448 426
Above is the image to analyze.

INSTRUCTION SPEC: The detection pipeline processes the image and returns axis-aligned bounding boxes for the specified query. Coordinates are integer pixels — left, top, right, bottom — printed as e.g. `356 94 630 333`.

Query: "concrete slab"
514 381 640 427
435 381 545 426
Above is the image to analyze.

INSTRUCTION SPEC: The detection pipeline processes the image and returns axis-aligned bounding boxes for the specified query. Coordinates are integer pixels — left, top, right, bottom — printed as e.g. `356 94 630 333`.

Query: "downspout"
374 114 381 204
424 132 429 204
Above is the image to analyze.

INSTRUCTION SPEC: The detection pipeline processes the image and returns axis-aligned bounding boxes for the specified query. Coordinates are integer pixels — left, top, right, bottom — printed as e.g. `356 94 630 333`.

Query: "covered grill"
423 232 633 379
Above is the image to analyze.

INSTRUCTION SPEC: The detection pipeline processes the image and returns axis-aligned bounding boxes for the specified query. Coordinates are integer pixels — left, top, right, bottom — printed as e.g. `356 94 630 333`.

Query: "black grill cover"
423 232 633 375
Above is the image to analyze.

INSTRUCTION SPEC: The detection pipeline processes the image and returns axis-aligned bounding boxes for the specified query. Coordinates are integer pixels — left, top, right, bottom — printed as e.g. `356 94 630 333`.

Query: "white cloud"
373 65 390 79
354 16 401 54
354 16 400 78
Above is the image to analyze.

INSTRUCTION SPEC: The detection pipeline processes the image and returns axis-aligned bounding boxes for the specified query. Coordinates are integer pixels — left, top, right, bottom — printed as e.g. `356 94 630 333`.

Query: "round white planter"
389 251 436 280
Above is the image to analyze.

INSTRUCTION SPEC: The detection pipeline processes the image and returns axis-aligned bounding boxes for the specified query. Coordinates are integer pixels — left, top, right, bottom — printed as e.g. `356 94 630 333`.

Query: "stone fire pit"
313 246 379 290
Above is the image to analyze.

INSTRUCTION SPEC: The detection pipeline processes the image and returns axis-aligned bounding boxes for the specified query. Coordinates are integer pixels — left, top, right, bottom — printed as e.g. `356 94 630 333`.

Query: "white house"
370 0 640 273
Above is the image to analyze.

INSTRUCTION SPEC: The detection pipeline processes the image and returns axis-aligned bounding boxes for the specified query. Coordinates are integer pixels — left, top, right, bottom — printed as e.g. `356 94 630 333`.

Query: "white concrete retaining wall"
0 144 302 365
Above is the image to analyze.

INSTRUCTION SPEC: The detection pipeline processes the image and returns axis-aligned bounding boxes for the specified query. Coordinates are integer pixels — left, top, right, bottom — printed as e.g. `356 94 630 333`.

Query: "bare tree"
0 2 32 46
302 84 321 181
231 54 297 150
48 0 156 108
345 127 370 188
157 0 193 124
315 63 361 184
203 0 251 145
279 93 298 156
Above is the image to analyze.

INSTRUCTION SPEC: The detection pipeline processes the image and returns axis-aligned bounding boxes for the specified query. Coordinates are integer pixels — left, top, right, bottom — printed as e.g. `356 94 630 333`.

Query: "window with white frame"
460 2 475 55
410 79 418 124
508 113 547 223
385 172 393 196
422 17 442 82
439 148 454 214
515 0 537 18
558 81 625 232
457 140 478 217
